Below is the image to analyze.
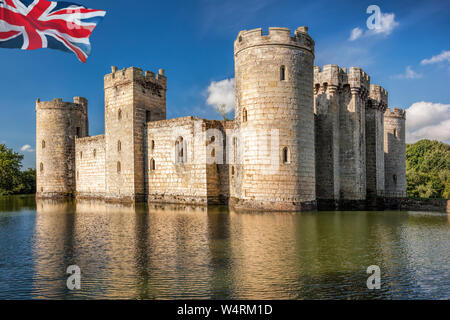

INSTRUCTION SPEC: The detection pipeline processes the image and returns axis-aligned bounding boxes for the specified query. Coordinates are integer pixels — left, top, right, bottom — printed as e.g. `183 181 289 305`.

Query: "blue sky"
0 0 449 169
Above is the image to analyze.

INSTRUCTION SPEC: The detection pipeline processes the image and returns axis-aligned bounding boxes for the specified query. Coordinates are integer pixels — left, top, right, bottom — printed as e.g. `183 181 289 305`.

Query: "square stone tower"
313 65 342 204
366 85 388 197
339 68 370 200
314 65 371 206
104 66 167 202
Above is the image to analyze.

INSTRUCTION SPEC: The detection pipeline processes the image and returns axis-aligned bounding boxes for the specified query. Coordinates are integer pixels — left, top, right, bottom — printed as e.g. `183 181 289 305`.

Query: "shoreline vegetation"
0 144 36 196
0 140 448 200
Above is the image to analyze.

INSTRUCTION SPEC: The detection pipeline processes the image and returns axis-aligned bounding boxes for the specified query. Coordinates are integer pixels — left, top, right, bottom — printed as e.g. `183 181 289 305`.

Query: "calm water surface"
0 195 449 300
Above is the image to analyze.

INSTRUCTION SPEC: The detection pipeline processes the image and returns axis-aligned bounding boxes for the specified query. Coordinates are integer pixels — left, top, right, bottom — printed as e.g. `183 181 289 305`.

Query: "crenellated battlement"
314 64 370 94
369 84 388 111
348 67 370 92
314 64 346 90
385 107 406 119
104 66 167 89
76 134 105 143
234 26 314 56
35 97 87 114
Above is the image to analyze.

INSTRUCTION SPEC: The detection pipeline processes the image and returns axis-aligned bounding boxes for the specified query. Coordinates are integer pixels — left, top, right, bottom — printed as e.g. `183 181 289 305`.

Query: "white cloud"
349 11 399 41
421 50 450 65
349 27 363 41
406 102 450 143
393 66 423 79
206 78 235 114
20 144 34 153
370 12 399 36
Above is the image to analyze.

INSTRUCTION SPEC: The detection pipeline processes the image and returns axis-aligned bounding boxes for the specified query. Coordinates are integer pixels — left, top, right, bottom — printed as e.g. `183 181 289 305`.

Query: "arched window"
242 108 247 122
40 163 44 173
93 149 96 158
282 147 290 164
280 65 286 81
118 109 122 120
151 140 155 151
117 161 121 173
150 158 156 171
42 140 46 149
80 151 83 159
231 166 235 176
118 140 121 152
175 137 185 164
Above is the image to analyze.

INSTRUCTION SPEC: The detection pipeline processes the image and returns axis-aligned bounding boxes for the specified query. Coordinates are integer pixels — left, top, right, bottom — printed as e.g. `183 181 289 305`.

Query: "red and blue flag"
0 0 106 62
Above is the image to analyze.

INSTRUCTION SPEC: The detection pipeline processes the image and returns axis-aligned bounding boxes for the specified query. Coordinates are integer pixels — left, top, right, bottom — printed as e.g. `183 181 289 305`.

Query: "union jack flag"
0 0 106 62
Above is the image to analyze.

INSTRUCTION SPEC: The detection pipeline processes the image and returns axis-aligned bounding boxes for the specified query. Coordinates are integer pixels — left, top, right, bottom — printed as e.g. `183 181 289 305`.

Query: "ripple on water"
0 197 448 300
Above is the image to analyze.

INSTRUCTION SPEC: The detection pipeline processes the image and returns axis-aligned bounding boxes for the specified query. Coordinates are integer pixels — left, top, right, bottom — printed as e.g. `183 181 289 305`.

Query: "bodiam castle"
35 26 406 211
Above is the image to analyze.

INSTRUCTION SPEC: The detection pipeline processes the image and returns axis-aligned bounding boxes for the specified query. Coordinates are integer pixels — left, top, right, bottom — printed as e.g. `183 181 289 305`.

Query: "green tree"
0 144 36 195
406 140 450 199
18 168 37 194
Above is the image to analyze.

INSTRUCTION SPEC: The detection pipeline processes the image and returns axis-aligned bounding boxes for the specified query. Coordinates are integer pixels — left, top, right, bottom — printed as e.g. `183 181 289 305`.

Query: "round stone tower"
36 97 88 198
384 108 406 197
232 26 316 211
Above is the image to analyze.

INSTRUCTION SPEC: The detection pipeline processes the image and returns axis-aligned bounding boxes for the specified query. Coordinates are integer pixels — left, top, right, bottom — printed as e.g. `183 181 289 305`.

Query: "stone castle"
36 26 406 211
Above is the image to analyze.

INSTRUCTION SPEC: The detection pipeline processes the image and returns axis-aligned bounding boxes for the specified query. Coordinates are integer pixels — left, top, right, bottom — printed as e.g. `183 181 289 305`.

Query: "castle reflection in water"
20 198 448 300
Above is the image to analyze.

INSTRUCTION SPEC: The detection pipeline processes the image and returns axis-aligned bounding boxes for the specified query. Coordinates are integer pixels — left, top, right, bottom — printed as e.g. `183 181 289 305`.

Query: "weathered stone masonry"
384 108 406 197
35 26 407 211
36 97 88 198
313 65 396 209
75 135 106 199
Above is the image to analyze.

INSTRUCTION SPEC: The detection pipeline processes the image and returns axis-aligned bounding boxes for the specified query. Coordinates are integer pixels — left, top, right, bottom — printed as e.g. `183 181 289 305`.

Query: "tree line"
0 144 36 196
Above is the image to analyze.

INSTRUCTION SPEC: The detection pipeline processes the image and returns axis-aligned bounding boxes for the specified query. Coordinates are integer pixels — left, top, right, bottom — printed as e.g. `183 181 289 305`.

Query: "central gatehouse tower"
231 27 317 211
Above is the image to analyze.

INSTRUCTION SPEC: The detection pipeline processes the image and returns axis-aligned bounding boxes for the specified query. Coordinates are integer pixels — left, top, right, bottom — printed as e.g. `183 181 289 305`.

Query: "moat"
0 195 448 300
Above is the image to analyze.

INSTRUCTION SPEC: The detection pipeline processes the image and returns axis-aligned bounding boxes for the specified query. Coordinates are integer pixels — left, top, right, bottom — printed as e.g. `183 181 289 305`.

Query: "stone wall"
314 65 375 202
36 97 88 198
147 117 233 205
133 68 167 198
366 85 387 197
147 117 208 205
339 68 369 200
384 197 449 213
233 27 316 211
314 65 342 201
384 108 406 197
75 135 106 199
103 66 166 202
204 120 229 204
